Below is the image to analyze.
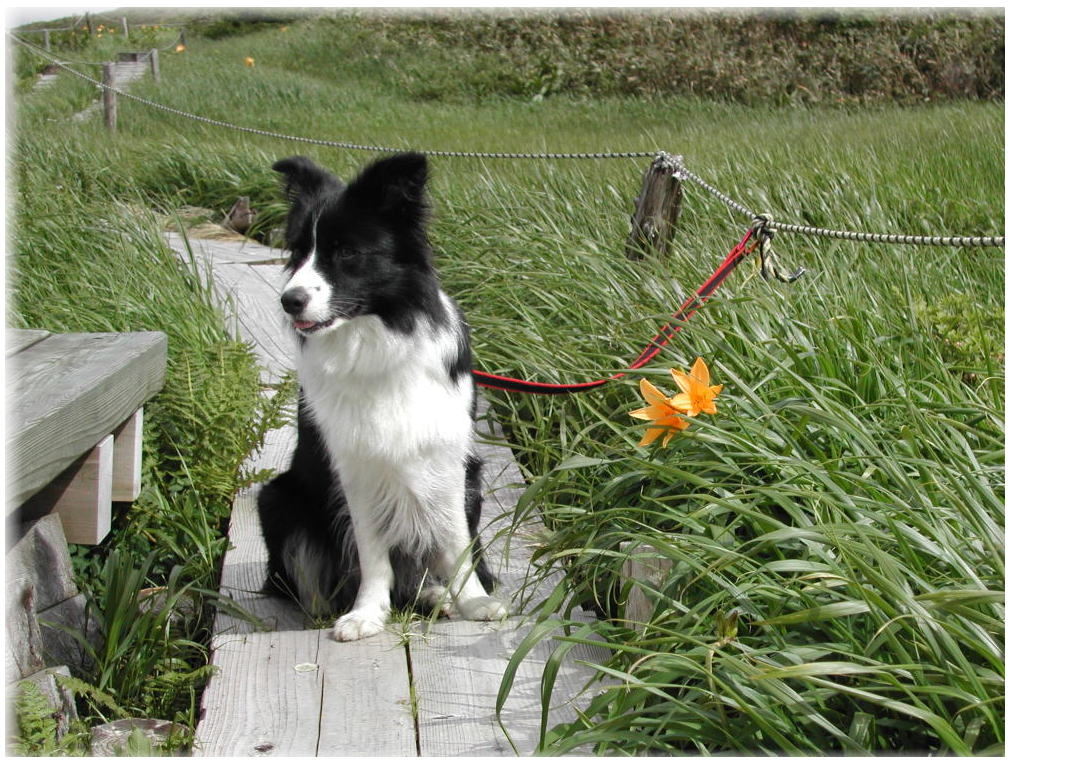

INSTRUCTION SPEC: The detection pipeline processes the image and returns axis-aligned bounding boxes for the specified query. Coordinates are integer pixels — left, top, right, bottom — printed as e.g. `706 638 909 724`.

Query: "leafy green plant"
55 550 213 738
12 680 89 756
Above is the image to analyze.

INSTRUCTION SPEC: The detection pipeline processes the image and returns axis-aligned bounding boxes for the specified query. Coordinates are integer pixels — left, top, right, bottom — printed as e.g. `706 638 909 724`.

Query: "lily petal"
629 403 676 421
638 378 670 406
690 356 710 385
670 367 693 395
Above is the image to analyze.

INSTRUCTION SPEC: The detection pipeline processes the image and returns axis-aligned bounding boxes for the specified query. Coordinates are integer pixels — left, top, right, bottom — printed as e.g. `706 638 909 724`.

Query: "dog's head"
272 153 433 336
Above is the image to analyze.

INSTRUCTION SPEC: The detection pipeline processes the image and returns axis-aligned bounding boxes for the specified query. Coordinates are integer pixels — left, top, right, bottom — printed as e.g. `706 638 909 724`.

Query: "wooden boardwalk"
166 232 604 756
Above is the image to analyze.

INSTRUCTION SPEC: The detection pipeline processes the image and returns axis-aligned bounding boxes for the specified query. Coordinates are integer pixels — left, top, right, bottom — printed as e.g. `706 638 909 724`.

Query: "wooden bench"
6 329 167 544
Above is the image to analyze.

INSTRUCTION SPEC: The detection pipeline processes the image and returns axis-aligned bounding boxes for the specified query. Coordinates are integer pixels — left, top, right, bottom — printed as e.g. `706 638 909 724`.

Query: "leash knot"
750 213 805 283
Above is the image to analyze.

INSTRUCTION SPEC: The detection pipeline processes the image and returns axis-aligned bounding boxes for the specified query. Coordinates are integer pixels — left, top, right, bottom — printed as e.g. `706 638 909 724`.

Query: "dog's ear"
344 153 429 222
272 156 339 202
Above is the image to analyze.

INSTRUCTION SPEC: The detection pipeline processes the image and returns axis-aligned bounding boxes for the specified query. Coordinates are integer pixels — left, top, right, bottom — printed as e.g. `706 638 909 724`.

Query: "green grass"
10 11 1003 756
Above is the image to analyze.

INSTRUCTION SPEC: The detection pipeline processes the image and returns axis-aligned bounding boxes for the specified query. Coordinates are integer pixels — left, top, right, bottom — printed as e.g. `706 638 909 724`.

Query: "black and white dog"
257 153 507 641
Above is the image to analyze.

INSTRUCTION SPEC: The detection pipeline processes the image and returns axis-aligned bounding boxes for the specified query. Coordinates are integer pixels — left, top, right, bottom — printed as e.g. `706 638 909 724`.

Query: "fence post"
122 17 129 39
43 29 51 51
620 543 675 632
102 62 117 132
625 153 683 261
149 48 160 82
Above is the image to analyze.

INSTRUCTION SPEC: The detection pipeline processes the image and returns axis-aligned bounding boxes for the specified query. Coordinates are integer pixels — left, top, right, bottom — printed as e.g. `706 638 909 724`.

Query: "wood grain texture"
5 328 51 357
194 631 325 756
625 157 683 261
6 579 45 683
111 408 143 501
164 231 288 266
20 435 114 545
6 331 166 511
208 262 296 381
409 616 602 756
316 633 417 756
213 424 301 635
165 233 294 381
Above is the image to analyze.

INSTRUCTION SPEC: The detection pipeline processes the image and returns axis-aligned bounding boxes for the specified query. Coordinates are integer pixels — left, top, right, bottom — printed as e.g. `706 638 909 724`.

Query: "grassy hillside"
10 9 1003 756
16 8 1004 104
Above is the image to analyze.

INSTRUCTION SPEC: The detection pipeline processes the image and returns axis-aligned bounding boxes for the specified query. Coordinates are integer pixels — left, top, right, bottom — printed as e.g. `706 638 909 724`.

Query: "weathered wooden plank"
409 616 601 756
164 231 288 266
621 544 675 632
102 62 117 132
213 422 300 635
212 263 295 381
193 631 324 756
6 513 98 676
165 233 295 380
222 490 271 570
214 490 310 635
316 633 417 756
166 233 293 379
111 408 143 501
5 328 51 357
21 435 114 545
6 331 167 512
241 421 297 482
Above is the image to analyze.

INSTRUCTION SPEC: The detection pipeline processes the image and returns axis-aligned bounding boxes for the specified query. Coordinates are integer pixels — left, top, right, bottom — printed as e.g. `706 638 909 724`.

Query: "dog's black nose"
281 287 310 315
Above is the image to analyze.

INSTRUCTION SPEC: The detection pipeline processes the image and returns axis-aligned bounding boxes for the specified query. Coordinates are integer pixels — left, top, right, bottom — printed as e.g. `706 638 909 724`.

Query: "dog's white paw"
332 609 386 641
457 596 509 622
418 584 456 618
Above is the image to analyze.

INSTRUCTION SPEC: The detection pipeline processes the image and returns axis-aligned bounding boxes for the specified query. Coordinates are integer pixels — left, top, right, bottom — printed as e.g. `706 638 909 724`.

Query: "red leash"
472 228 757 394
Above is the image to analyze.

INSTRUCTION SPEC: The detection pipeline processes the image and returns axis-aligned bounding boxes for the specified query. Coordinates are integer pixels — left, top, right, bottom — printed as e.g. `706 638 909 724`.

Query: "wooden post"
620 543 674 631
111 409 144 501
625 153 684 261
122 16 129 38
149 48 160 82
102 62 117 132
20 435 115 546
43 29 51 51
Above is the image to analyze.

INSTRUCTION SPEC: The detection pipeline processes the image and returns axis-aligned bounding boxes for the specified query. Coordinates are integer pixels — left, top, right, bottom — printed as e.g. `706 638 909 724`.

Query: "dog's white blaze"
282 217 336 324
282 248 334 323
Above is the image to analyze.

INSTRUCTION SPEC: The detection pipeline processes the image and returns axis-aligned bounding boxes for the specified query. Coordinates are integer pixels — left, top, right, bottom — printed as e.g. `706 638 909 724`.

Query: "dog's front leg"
434 508 508 623
333 486 393 641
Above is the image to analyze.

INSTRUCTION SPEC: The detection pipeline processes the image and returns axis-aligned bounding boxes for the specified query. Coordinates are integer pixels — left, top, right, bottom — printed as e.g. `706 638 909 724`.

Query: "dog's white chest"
296 315 473 468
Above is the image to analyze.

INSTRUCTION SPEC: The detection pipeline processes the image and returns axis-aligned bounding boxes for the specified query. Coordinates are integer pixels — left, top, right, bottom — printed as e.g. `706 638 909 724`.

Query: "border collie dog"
257 153 507 641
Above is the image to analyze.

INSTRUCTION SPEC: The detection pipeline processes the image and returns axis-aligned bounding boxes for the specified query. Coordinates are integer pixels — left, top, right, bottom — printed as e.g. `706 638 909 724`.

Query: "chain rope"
666 154 1005 248
11 33 1005 248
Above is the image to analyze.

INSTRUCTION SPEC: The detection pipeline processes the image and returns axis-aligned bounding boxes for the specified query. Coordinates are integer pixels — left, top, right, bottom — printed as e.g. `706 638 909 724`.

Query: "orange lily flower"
669 356 723 417
244 57 256 67
629 378 690 448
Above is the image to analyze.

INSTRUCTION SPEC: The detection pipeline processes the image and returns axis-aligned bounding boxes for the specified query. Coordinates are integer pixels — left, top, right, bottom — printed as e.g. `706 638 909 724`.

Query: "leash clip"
751 214 805 283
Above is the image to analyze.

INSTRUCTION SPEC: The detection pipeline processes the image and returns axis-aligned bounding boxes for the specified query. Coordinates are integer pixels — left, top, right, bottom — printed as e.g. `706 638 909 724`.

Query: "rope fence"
10 31 1005 249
